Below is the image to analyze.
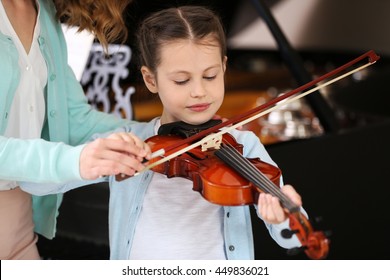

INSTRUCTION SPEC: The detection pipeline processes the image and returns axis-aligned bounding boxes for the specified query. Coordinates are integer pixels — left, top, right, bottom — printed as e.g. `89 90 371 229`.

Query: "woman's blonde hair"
53 0 132 49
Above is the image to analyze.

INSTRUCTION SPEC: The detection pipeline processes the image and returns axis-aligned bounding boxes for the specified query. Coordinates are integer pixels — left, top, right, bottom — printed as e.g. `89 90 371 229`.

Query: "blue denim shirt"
21 118 303 259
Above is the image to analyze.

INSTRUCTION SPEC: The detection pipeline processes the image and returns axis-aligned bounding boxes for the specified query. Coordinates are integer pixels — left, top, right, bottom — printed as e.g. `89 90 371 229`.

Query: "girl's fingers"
258 192 288 224
282 185 302 207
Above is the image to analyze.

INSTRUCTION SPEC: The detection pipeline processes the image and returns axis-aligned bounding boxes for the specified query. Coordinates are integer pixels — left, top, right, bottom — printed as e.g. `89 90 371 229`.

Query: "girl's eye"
174 79 189 85
204 75 216 81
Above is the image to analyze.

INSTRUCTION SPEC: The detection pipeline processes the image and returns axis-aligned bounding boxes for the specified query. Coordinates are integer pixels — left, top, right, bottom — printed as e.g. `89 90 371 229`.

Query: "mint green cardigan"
0 0 130 238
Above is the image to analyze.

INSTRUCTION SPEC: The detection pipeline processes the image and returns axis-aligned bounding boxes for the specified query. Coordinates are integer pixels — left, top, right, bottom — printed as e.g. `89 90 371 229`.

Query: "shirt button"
26 65 31 71
50 74 56 81
29 105 34 112
5 112 8 119
229 245 235 251
50 110 56 117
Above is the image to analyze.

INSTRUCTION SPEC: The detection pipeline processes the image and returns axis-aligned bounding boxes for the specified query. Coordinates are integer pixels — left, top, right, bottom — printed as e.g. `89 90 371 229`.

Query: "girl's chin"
184 118 213 126
165 113 216 126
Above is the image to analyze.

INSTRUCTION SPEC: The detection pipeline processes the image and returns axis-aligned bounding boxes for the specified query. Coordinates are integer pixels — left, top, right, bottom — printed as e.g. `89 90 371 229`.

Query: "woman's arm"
20 177 107 196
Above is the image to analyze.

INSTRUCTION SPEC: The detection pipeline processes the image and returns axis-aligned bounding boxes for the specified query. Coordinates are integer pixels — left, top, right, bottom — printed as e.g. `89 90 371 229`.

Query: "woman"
0 0 149 259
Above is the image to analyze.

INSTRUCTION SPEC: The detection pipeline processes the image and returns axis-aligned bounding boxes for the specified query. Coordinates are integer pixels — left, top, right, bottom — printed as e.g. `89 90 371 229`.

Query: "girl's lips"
187 103 210 112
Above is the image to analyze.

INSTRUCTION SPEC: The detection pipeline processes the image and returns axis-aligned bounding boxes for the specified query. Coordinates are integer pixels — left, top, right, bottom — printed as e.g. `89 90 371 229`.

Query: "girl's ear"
141 66 158 93
223 56 228 73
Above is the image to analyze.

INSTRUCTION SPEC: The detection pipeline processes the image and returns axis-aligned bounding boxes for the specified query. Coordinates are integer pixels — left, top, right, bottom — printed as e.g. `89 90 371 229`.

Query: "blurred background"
38 0 390 259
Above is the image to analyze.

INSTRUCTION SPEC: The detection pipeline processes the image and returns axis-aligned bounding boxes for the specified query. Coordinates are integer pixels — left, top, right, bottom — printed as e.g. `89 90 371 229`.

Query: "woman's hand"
257 184 302 224
79 132 151 180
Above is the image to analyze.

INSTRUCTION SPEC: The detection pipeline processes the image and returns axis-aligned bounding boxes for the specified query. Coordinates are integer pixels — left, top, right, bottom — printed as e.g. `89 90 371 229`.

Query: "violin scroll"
285 212 330 260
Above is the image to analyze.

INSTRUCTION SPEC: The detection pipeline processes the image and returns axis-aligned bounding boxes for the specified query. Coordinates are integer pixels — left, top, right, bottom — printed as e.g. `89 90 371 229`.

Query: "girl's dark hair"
137 5 226 73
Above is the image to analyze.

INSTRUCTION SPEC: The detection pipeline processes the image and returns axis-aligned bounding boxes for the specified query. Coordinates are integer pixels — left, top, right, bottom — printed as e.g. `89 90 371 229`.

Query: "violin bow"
131 50 380 176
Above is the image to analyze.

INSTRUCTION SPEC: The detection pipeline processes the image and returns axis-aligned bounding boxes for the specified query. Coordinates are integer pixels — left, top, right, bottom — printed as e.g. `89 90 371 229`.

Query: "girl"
0 0 149 259
22 5 305 260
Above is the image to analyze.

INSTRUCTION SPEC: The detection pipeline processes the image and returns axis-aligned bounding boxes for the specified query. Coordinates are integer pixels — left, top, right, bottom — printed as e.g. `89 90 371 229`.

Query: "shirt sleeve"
20 176 108 196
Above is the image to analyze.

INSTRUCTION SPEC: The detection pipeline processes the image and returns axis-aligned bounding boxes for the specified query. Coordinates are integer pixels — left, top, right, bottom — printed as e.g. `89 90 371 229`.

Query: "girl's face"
142 37 227 125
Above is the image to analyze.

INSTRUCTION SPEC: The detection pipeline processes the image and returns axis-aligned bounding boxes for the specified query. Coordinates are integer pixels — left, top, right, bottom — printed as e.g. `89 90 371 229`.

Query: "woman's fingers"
107 132 152 160
79 137 151 180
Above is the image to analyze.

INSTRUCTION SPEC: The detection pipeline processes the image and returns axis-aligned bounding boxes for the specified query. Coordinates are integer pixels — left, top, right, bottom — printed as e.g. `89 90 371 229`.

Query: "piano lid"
228 0 390 57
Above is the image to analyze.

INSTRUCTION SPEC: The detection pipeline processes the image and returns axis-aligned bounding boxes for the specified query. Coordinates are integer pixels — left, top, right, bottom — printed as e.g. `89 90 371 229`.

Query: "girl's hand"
257 184 302 224
79 132 151 180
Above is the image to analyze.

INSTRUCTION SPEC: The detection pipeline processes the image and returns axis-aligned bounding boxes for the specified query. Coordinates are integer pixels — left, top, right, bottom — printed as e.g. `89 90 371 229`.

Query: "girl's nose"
190 81 207 98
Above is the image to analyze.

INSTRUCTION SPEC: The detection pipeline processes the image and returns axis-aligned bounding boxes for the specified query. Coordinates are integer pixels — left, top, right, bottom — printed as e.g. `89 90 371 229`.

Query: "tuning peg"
281 228 299 239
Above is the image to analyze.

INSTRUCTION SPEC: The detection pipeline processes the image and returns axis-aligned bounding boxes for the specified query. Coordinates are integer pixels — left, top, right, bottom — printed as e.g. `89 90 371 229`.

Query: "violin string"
216 145 295 211
216 145 275 195
217 144 282 197
223 145 298 212
228 145 295 209
215 143 299 212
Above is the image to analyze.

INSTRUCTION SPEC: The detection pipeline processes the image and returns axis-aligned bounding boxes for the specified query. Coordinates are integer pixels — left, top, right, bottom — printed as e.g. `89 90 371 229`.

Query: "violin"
146 120 282 206
115 50 380 259
146 120 329 260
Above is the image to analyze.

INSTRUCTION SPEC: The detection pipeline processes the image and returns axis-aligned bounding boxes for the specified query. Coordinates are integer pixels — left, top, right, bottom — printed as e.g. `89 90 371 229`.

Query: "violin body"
146 133 281 206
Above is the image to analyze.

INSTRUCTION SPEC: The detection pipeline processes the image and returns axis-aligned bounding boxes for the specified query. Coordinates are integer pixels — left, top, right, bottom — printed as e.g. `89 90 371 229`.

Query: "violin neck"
215 143 300 213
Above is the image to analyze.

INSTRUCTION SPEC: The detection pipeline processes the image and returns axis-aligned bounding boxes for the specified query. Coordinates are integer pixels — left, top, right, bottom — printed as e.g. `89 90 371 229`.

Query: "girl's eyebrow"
168 64 222 75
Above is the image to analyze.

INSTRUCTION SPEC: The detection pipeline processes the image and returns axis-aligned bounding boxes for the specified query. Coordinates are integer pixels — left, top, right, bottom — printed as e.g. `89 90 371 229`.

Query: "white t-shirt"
129 119 226 259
